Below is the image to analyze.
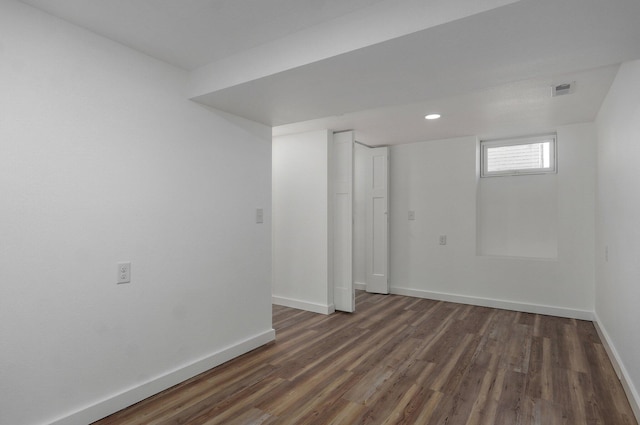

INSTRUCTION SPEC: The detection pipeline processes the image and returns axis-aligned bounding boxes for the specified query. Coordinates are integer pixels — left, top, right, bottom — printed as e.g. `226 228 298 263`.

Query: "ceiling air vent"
551 82 575 97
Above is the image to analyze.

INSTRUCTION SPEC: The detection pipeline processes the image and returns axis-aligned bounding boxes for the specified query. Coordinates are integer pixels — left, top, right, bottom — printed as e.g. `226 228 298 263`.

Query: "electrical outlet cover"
117 262 131 284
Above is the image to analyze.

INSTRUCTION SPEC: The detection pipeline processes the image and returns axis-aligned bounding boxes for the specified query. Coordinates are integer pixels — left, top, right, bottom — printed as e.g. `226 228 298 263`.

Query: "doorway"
332 132 390 313
354 141 389 295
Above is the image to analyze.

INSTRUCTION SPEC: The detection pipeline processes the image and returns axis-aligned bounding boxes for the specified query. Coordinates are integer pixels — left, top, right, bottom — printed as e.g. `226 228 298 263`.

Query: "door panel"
366 147 389 294
332 131 354 312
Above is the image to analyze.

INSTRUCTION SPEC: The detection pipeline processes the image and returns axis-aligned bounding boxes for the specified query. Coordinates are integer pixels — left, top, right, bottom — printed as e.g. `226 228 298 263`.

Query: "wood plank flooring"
93 291 637 425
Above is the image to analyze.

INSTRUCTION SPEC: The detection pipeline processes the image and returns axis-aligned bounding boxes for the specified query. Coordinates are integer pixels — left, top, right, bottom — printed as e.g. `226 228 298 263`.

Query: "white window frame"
480 134 557 178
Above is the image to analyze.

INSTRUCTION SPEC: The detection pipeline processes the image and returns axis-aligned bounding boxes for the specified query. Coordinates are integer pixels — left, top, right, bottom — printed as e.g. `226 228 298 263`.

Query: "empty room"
2 0 640 424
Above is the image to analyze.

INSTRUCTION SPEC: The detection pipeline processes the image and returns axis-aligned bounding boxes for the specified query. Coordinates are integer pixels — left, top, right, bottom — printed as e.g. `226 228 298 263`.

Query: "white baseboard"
354 282 366 291
49 329 276 425
593 313 640 423
272 295 335 315
390 286 594 321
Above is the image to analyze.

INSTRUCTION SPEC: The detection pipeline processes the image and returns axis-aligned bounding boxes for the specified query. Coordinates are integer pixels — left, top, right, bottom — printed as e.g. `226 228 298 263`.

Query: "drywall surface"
389 124 596 315
595 59 640 416
272 130 333 312
189 0 519 96
0 2 272 424
477 172 559 259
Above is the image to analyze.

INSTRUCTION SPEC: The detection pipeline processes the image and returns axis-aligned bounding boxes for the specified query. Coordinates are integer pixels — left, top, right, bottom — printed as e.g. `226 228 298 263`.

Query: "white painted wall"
272 130 334 314
477 173 559 259
595 59 640 417
389 124 596 317
0 2 272 425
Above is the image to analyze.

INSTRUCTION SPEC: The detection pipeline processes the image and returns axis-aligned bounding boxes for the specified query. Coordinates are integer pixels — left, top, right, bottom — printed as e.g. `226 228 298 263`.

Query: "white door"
365 147 389 294
332 131 355 312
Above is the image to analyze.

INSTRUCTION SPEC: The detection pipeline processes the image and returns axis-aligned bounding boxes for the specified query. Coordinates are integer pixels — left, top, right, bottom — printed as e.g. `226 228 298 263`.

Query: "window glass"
481 135 556 177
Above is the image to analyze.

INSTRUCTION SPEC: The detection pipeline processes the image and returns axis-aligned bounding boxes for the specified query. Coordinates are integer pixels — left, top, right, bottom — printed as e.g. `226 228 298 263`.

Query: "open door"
365 147 389 294
332 131 355 312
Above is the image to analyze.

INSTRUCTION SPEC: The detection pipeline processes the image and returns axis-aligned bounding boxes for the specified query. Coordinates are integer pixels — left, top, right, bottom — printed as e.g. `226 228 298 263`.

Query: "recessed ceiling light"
425 114 441 120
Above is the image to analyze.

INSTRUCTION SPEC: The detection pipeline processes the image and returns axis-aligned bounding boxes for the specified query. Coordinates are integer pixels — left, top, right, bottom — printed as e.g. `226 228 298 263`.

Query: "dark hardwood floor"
94 291 637 424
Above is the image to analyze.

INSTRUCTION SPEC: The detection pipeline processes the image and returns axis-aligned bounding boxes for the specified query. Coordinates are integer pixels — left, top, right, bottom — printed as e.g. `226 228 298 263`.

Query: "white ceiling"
18 0 391 69
274 65 620 146
18 0 640 146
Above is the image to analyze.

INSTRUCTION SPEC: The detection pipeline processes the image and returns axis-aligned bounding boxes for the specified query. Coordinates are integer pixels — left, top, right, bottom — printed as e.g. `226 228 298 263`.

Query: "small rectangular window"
481 134 556 177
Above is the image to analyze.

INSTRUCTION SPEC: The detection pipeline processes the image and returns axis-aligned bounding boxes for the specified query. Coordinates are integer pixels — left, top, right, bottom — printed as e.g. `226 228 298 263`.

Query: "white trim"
593 313 640 423
354 282 367 291
272 295 335 315
49 330 275 425
390 286 594 320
